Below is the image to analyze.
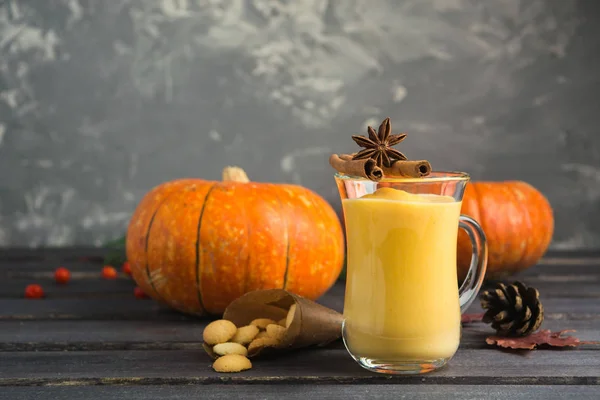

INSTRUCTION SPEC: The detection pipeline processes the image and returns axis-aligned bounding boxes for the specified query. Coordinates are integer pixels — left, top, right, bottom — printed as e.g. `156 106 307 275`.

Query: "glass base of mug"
353 355 449 375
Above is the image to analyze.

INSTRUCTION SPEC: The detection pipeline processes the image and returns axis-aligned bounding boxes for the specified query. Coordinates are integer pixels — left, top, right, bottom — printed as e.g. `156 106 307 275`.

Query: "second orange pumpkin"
457 181 554 281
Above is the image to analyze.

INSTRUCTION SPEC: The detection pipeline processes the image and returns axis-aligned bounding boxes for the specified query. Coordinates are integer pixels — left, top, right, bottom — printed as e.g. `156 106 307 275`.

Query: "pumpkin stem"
222 166 250 183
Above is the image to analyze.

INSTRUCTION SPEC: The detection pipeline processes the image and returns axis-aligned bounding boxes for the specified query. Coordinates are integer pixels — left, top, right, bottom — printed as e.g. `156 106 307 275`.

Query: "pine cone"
480 281 544 337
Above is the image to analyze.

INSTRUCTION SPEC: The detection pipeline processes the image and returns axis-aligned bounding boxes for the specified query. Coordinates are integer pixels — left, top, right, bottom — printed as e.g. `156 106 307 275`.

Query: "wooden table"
1 249 599 399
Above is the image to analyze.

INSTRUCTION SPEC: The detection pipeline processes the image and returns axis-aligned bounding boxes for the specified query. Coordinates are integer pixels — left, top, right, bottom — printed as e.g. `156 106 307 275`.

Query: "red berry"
101 266 118 280
25 284 44 299
122 261 132 276
54 267 71 284
134 286 148 299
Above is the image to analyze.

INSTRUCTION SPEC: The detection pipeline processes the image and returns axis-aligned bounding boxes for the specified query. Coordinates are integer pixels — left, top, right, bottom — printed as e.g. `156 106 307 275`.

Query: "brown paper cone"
203 289 343 358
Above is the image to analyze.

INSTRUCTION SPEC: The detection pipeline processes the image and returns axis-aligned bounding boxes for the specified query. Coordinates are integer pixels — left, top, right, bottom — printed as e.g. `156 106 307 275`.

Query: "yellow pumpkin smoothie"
342 187 462 361
330 117 488 374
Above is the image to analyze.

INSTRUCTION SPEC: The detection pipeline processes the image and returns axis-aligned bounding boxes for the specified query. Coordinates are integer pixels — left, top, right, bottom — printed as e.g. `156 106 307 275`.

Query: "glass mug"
335 171 487 375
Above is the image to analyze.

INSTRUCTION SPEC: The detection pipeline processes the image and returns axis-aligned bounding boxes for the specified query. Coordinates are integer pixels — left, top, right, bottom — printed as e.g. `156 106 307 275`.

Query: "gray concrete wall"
0 0 598 249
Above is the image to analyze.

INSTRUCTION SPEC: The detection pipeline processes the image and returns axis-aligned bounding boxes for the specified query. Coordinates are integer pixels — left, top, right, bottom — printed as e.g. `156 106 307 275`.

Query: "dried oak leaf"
486 329 599 350
461 313 484 324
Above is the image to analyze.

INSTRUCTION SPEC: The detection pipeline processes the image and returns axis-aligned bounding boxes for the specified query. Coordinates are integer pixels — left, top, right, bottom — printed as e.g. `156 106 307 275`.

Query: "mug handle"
458 215 488 313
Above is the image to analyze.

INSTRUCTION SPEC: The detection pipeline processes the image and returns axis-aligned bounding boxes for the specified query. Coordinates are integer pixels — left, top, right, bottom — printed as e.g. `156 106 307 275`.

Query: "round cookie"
213 342 248 357
248 336 280 353
212 354 252 373
266 324 286 340
250 318 277 330
255 331 270 339
231 325 259 345
203 320 237 345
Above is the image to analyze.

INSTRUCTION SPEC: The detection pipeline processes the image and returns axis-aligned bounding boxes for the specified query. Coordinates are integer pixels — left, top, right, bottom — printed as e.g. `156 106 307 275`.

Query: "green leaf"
102 235 126 266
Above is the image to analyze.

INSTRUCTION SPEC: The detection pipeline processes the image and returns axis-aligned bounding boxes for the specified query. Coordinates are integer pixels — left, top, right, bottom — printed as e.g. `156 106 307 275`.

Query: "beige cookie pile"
204 304 296 373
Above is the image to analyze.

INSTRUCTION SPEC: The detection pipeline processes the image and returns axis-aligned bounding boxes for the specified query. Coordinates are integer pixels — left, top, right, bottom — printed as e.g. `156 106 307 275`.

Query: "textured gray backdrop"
0 0 599 249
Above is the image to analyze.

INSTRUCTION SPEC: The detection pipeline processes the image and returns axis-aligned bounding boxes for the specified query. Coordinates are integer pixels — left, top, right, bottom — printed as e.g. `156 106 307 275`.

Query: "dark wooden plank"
2 256 598 274
0 283 597 321
0 259 113 277
0 298 194 321
0 247 107 263
466 296 600 320
1 248 597 273
498 263 600 299
0 263 114 277
0 283 344 320
1 385 599 400
476 254 600 281
0 277 136 298
512 281 600 299
1 270 598 301
518 272 600 285
0 320 203 351
1 249 598 304
2 265 599 285
483 278 600 299
530 253 600 264
0 254 102 267
0 319 598 352
520 262 600 275
2 255 598 301
1 348 599 386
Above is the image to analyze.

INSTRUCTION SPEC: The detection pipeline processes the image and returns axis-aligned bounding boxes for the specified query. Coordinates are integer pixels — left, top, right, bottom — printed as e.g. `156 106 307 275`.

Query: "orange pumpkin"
126 166 345 316
457 181 554 281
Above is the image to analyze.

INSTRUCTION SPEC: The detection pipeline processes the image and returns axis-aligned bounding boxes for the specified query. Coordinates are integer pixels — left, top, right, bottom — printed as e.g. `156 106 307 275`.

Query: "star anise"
351 118 407 168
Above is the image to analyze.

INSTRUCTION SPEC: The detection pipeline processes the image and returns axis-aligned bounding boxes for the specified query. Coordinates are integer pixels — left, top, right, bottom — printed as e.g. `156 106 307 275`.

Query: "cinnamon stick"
330 153 431 179
384 159 431 178
329 154 383 181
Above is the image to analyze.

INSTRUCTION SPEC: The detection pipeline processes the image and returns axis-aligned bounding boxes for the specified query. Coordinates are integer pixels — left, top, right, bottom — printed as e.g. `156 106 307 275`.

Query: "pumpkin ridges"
309 189 345 295
247 183 288 293
193 183 217 314
267 185 291 290
283 237 291 289
144 199 168 304
127 180 196 302
319 192 346 295
198 184 236 315
277 186 311 297
200 182 288 314
278 193 291 290
144 187 193 304
242 195 252 295
282 184 344 300
146 183 213 315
